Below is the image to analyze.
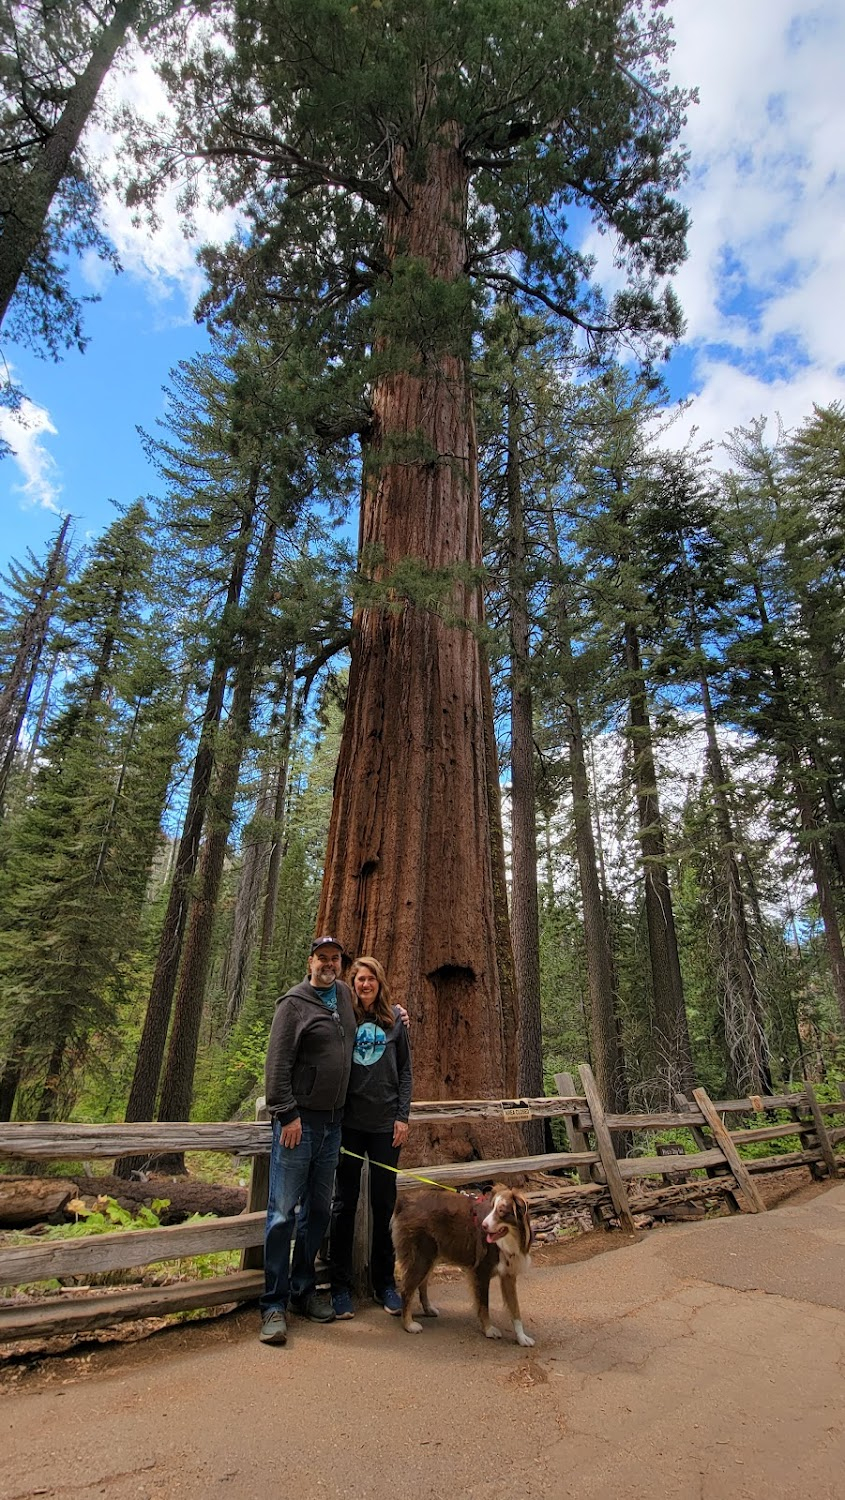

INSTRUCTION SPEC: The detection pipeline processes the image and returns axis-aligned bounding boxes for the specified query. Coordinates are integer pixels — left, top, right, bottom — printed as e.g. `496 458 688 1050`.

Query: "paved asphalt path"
4 1181 844 1500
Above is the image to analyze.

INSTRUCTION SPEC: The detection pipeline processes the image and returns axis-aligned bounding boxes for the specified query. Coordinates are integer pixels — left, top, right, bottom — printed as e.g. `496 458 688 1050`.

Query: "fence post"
675 1090 742 1214
578 1065 636 1233
555 1071 602 1229
241 1098 269 1272
692 1087 767 1213
802 1082 839 1178
351 1157 371 1297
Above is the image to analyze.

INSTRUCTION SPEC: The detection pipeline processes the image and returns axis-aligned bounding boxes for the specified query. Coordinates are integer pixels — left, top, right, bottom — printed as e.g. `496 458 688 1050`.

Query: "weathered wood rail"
1 1066 842 1344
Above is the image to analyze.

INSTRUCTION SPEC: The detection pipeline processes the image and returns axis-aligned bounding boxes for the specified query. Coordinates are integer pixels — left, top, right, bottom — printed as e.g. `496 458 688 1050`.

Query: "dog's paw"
404 1319 423 1334
420 1303 439 1318
484 1324 503 1340
516 1331 535 1348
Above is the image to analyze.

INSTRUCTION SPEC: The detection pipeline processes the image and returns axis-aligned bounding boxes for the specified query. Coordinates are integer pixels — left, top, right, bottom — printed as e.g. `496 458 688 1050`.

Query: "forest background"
0 0 844 1146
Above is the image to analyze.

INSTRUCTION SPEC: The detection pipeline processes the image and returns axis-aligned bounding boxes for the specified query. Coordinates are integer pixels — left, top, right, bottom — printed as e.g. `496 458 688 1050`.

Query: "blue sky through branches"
1 0 844 569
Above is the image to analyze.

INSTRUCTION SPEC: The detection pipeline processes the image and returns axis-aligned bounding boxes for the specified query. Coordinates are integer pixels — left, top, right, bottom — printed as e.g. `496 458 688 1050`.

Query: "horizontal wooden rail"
0 1212 265 1288
0 1271 263 1343
0 1098 592 1161
711 1093 810 1112
409 1097 587 1121
729 1122 813 1144
0 1122 271 1161
396 1148 600 1187
618 1150 726 1178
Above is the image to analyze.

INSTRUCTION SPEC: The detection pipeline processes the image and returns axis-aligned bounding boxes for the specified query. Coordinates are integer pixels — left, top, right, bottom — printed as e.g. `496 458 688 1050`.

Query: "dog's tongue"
486 1227 506 1243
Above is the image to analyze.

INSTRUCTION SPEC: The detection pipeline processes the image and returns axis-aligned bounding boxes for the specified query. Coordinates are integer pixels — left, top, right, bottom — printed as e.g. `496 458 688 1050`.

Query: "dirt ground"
2 1171 844 1500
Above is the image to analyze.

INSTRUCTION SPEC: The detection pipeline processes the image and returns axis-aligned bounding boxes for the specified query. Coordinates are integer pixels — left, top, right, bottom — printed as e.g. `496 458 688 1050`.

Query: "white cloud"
86 40 241 319
662 0 845 433
0 398 63 512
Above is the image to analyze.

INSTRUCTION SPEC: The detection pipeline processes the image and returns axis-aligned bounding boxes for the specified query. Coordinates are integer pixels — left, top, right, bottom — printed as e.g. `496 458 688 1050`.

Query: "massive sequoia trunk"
316 133 519 1160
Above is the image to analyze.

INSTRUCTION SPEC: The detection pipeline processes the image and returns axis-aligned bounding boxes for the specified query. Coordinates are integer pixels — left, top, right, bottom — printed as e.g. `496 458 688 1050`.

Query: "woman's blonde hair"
350 956 394 1031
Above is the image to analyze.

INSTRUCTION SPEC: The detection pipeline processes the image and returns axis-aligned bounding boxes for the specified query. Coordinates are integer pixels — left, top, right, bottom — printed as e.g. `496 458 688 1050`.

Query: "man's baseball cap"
310 935 344 955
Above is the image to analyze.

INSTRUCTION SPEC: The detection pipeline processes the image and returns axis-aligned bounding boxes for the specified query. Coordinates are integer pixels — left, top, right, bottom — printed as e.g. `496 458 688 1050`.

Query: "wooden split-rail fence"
0 1065 843 1345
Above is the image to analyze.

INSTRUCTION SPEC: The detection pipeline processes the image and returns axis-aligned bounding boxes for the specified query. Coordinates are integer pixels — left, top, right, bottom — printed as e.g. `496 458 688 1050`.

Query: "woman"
329 955 412 1318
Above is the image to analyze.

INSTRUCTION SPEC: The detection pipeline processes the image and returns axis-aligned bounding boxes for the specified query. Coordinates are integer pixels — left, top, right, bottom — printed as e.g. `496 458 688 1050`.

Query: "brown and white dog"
391 1183 535 1347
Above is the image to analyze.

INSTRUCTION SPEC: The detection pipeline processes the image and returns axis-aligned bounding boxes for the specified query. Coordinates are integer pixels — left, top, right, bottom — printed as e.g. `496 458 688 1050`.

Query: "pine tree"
0 501 176 1118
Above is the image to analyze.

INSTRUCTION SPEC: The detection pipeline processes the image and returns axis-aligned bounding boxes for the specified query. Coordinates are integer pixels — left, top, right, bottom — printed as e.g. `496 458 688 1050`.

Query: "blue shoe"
332 1289 354 1320
376 1286 402 1315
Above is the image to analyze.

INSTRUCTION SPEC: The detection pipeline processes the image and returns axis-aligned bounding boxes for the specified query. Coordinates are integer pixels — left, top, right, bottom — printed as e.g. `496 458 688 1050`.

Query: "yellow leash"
339 1145 460 1193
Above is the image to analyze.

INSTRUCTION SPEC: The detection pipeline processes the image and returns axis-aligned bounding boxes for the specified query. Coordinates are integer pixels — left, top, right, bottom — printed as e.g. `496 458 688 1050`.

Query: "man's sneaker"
332 1289 355 1320
290 1291 336 1323
375 1286 402 1315
259 1308 288 1344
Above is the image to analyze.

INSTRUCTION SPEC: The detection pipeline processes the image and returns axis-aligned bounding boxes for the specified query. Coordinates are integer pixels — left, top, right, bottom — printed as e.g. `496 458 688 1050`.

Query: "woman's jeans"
329 1127 401 1297
261 1116 342 1314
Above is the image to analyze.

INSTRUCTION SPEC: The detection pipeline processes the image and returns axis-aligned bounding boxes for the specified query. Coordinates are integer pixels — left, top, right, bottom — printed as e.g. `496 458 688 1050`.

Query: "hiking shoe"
376 1286 402 1315
332 1290 355 1320
290 1291 336 1323
259 1308 288 1344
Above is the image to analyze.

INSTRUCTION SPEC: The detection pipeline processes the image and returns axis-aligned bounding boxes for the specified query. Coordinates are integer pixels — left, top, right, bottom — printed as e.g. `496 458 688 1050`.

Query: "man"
259 936 355 1346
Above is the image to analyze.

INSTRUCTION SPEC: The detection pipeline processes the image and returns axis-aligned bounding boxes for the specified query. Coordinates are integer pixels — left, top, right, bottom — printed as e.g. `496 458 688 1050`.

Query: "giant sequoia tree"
137 0 690 1137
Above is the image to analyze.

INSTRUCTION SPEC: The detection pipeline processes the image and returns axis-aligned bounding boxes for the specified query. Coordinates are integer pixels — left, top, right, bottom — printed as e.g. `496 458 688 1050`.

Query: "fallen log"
66 1176 248 1224
0 1175 248 1230
0 1177 78 1227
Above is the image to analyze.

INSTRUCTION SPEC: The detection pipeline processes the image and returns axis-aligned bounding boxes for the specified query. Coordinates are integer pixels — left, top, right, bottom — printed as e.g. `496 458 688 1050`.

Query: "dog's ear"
513 1192 532 1251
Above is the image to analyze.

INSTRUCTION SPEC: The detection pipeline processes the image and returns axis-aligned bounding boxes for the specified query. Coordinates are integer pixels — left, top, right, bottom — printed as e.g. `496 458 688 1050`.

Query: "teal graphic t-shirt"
353 1020 387 1067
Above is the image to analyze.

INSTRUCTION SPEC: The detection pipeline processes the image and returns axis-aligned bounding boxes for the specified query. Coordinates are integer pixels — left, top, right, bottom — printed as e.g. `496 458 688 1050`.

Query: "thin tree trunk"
222 763 274 1031
697 658 772 1094
118 486 258 1160
505 388 543 1120
624 620 694 1097
22 649 60 781
0 1 142 328
153 516 278 1167
0 515 70 809
545 507 626 1113
252 660 297 1014
316 128 518 1162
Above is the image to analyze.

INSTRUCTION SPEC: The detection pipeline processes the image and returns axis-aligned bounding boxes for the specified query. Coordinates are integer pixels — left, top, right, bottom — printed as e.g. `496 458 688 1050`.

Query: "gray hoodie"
264 978 355 1124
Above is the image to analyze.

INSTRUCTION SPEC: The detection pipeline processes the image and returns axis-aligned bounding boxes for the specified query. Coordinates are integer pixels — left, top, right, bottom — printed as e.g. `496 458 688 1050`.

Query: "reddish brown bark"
317 132 518 1160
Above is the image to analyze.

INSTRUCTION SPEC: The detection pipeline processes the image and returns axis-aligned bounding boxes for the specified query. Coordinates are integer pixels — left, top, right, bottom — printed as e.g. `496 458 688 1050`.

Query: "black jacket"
264 979 355 1124
343 1007 413 1133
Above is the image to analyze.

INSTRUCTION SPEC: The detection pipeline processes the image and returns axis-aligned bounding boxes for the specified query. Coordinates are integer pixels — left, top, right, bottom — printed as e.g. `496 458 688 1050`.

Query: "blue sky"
2 0 845 576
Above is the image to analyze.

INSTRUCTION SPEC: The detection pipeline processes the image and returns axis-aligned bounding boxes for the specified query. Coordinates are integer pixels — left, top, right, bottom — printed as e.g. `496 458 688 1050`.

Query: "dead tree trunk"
316 129 518 1161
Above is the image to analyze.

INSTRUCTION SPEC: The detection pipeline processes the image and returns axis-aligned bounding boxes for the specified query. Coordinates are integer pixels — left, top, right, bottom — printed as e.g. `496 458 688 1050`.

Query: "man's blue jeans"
261 1116 342 1314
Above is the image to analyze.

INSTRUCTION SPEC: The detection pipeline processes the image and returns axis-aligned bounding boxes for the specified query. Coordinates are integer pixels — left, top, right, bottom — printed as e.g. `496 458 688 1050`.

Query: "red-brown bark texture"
317 136 519 1160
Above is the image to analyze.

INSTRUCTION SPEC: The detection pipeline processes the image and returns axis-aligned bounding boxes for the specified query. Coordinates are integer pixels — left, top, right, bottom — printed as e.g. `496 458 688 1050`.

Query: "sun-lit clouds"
662 0 845 445
0 397 63 513
86 41 241 321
